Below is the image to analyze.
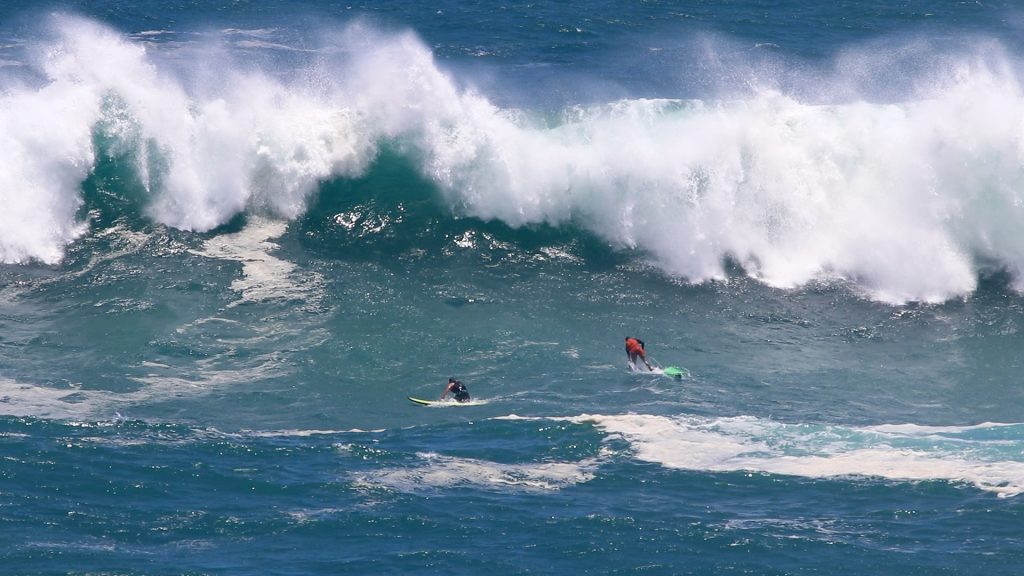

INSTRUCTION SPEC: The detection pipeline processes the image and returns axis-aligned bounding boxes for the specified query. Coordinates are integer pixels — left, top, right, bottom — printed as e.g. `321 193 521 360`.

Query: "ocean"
3 1 1024 574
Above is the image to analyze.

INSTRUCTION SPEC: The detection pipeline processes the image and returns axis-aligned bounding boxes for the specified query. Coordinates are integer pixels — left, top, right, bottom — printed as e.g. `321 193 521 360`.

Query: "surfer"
625 337 653 371
441 377 471 403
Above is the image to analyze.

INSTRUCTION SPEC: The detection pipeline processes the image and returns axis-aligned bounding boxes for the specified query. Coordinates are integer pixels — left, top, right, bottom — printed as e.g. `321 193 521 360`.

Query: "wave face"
4 14 1024 303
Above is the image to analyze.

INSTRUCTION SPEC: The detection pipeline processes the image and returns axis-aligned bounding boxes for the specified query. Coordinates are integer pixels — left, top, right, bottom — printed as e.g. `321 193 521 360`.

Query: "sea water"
3 2 1024 574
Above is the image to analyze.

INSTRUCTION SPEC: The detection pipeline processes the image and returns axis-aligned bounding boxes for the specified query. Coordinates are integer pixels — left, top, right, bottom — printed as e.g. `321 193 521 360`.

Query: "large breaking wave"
4 14 1024 303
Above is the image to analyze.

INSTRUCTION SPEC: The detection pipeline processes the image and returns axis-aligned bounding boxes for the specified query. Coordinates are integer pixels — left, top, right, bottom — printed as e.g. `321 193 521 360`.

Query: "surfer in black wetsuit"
441 377 470 403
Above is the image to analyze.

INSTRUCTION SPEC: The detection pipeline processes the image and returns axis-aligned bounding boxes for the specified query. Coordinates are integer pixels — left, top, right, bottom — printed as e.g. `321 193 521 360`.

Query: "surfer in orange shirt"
625 336 653 371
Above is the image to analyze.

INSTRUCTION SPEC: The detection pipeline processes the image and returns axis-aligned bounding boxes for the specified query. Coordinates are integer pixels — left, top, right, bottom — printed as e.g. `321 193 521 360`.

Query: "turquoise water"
4 2 1024 574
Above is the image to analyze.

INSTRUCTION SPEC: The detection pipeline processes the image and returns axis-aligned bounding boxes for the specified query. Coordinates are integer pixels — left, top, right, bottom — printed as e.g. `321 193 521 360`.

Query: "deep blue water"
4 2 1024 574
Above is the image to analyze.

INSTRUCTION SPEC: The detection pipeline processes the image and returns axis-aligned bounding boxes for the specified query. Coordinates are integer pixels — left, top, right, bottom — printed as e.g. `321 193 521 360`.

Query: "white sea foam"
354 452 598 493
0 375 194 422
571 414 1024 497
5 15 1024 302
0 377 113 419
246 428 385 437
0 336 302 422
0 369 245 421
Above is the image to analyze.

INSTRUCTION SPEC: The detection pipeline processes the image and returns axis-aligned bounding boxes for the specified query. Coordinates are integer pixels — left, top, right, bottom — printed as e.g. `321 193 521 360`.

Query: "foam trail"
191 216 323 305
353 452 598 493
569 414 1024 497
0 377 110 420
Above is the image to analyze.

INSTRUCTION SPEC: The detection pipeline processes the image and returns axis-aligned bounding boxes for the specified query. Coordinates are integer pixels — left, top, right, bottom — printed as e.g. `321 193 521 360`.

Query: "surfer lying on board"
625 336 653 371
441 377 471 403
